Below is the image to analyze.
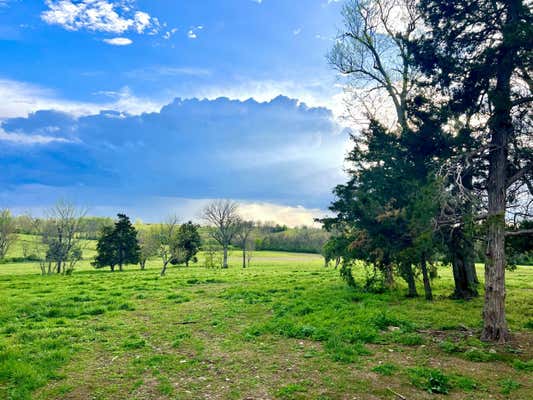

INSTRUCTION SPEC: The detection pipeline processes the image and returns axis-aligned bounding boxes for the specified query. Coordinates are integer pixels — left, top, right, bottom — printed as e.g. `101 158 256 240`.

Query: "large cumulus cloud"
0 96 348 212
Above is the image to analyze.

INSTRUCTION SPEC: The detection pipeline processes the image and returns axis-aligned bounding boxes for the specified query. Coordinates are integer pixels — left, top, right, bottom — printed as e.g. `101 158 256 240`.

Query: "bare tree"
0 209 16 260
202 200 240 269
234 219 255 268
329 0 421 131
43 201 86 274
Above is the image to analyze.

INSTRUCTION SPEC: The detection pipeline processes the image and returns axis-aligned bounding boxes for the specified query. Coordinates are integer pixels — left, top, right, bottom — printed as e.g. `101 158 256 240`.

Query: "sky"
0 0 350 226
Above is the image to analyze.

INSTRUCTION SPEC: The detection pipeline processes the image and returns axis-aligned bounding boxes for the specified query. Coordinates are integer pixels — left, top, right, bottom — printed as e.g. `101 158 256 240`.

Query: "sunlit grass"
0 250 531 399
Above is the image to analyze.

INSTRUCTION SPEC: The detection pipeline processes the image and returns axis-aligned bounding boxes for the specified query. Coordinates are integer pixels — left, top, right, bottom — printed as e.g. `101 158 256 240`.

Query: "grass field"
0 247 532 399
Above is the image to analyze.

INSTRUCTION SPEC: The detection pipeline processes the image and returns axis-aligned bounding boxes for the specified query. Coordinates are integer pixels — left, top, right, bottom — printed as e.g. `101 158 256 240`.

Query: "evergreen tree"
93 214 140 271
411 0 532 342
177 222 202 267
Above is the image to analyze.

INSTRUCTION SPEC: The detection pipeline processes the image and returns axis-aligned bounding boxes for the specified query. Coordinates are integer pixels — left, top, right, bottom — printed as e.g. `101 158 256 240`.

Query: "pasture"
0 249 531 400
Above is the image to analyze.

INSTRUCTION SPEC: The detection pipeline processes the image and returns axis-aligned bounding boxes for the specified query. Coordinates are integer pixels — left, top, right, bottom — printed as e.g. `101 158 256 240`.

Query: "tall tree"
93 226 118 272
330 0 481 300
412 0 533 342
0 209 16 260
43 201 85 274
177 221 202 267
113 214 140 271
93 214 140 272
202 200 240 269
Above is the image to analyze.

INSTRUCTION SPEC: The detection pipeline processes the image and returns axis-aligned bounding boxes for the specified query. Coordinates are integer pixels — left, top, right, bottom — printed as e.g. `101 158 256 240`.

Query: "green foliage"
499 378 521 395
408 367 450 394
255 226 329 254
513 358 533 372
176 221 202 267
93 214 140 270
372 363 398 376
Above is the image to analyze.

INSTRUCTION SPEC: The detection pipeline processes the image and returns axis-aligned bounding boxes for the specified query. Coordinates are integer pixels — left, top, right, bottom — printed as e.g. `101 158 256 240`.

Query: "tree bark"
160 261 169 276
420 255 433 301
450 229 478 299
242 248 246 268
403 263 418 298
481 0 517 342
384 263 395 288
222 246 228 269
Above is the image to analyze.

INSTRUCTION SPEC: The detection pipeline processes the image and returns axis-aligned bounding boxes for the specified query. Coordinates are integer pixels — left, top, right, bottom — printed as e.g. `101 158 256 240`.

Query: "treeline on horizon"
3 209 532 265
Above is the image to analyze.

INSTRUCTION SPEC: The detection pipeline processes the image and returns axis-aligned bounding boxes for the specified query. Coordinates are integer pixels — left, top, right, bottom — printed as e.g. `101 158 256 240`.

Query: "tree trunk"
110 265 115 272
140 260 146 270
384 263 395 288
222 246 228 269
242 249 246 268
403 263 418 297
161 261 169 276
119 263 123 272
481 1 517 343
450 228 478 299
420 255 433 301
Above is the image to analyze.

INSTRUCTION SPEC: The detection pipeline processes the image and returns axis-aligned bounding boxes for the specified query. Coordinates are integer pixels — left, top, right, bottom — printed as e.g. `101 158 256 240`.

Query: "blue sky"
0 0 348 225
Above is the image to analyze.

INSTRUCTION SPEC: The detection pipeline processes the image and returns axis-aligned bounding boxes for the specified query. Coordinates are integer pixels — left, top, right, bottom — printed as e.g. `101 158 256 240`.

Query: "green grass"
0 248 531 399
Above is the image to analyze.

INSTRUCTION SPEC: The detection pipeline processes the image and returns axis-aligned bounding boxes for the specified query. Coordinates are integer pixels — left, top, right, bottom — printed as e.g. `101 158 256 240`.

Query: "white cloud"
103 37 132 45
187 25 203 39
189 78 345 119
41 0 159 34
0 127 73 145
293 28 302 35
163 27 178 40
239 202 326 227
0 78 167 119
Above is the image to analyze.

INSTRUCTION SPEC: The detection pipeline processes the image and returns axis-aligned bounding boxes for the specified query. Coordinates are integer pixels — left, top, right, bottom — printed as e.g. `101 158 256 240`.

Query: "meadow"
0 242 532 399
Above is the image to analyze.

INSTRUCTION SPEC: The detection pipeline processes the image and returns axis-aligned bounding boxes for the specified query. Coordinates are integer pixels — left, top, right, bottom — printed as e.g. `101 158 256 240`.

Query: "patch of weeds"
524 319 533 329
276 383 307 399
372 312 413 332
439 340 462 353
395 332 424 346
324 336 370 363
463 348 494 362
166 293 190 303
409 367 450 394
372 363 398 376
204 278 226 284
122 337 146 350
499 378 521 395
221 289 272 304
83 307 105 316
512 358 533 372
157 376 174 396
118 302 135 311
172 331 191 348
450 375 477 391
